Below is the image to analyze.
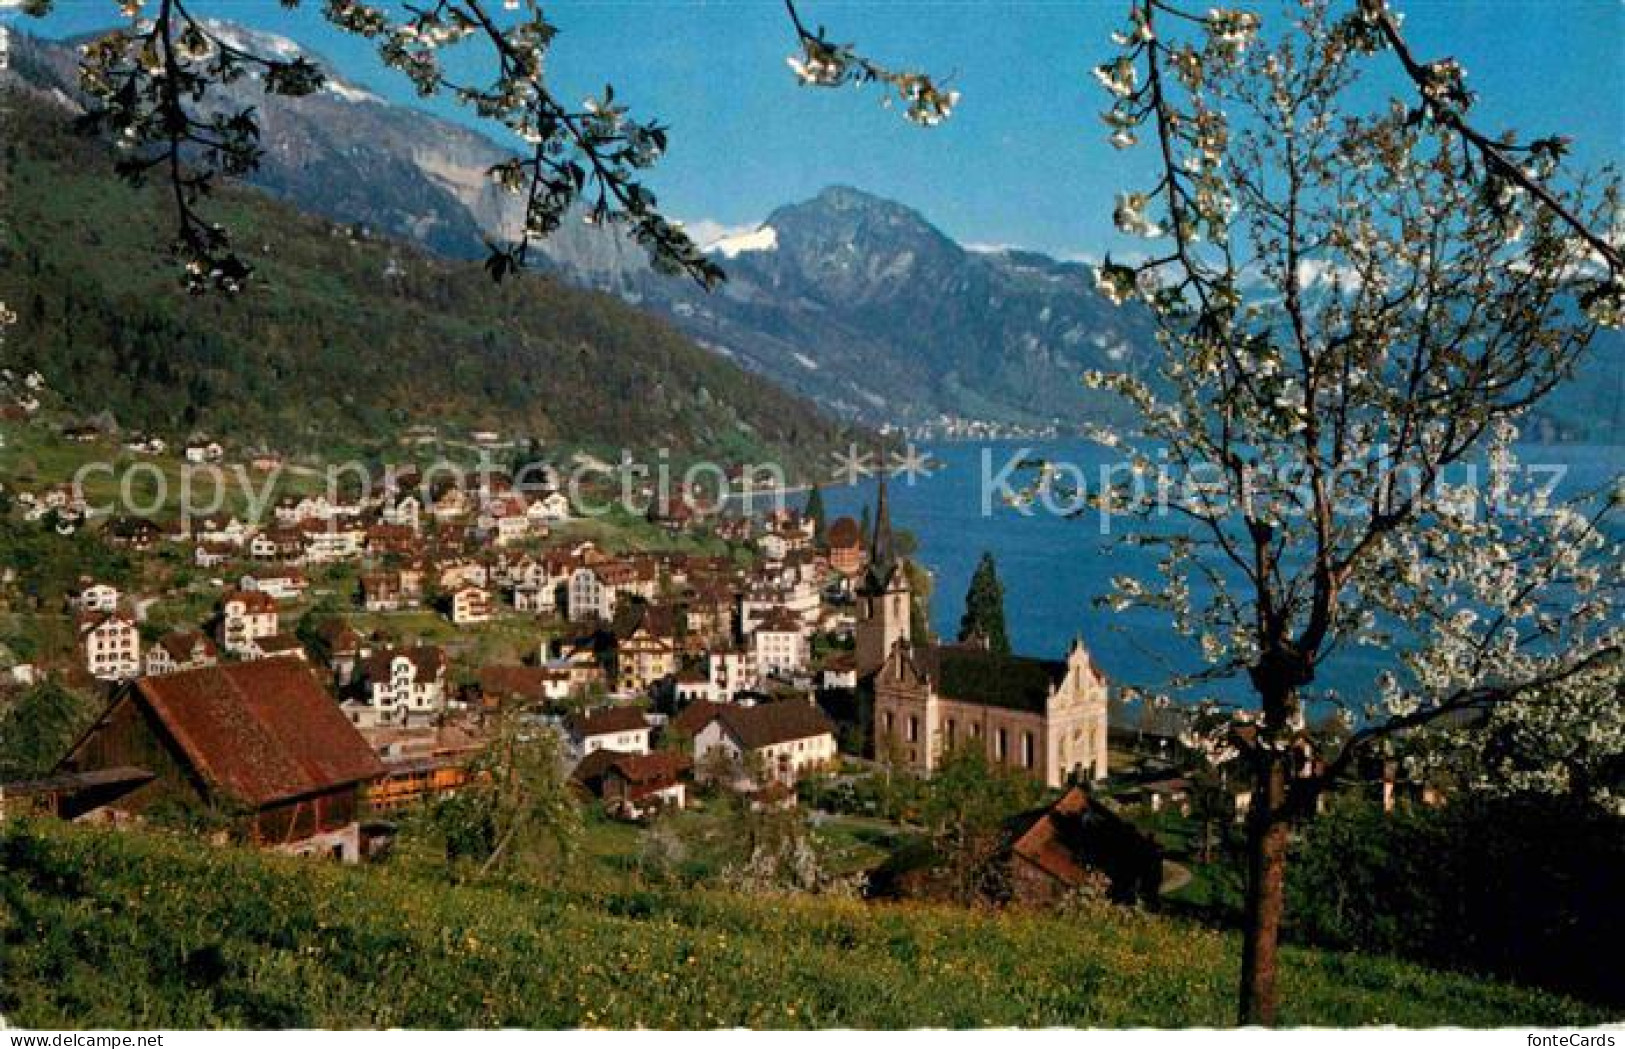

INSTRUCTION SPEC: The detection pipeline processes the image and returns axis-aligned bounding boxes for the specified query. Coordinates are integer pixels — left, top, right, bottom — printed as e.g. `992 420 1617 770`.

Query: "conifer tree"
957 552 1011 656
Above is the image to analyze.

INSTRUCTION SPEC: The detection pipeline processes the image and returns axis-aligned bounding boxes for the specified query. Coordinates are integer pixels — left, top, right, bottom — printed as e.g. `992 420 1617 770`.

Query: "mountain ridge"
7 27 1620 442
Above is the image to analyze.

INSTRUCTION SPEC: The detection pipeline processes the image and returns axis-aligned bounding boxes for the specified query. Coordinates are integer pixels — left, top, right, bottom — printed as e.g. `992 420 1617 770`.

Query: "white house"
690 700 837 788
527 491 572 523
449 585 492 626
76 582 121 614
564 706 651 760
218 590 280 657
143 630 219 676
79 612 142 681
344 647 451 728
751 606 810 678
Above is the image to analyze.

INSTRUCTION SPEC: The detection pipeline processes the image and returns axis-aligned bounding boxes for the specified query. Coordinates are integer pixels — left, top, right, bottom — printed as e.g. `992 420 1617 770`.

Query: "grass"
0 819 1610 1029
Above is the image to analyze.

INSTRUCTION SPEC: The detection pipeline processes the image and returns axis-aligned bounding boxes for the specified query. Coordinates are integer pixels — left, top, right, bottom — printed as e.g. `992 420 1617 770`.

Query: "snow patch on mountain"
707 226 778 258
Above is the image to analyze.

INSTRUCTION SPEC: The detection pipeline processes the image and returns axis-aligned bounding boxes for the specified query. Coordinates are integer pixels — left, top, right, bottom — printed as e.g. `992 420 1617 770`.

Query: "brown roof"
826 516 861 548
158 630 217 661
359 646 446 682
223 589 277 614
1011 788 1094 885
712 700 833 750
754 606 804 634
607 750 690 786
669 699 728 738
566 706 650 738
478 665 568 699
127 661 384 808
255 633 306 656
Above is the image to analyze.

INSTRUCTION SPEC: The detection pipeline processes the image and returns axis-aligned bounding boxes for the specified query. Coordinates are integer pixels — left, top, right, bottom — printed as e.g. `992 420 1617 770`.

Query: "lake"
820 439 1622 706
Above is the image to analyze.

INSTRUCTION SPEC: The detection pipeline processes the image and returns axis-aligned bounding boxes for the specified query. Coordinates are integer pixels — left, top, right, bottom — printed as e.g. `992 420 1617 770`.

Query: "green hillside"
0 90 865 473
0 820 1605 1029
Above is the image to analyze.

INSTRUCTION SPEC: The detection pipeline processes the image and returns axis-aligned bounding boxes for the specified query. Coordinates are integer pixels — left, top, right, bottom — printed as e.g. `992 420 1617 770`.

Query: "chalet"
144 630 219 677
359 571 412 612
572 750 689 817
681 584 737 645
690 700 837 788
218 590 279 657
58 661 384 861
274 494 334 525
614 607 678 695
75 581 121 614
449 585 492 626
751 606 810 678
365 522 418 556
438 559 489 591
527 491 572 523
565 706 651 759
512 581 556 614
1006 787 1163 906
345 647 451 728
194 514 247 547
240 567 307 602
194 541 235 569
300 519 365 563
105 516 162 551
183 441 224 464
79 612 141 681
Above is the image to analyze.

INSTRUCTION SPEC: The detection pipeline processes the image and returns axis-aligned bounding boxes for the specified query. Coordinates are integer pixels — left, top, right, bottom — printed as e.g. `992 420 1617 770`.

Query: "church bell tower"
855 478 912 676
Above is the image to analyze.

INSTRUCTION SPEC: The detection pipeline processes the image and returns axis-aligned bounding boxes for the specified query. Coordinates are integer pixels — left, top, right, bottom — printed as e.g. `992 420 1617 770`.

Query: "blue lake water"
820 440 1621 705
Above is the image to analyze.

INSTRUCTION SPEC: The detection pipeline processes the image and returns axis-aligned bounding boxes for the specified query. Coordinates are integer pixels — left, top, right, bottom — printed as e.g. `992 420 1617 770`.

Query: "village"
0 405 1237 906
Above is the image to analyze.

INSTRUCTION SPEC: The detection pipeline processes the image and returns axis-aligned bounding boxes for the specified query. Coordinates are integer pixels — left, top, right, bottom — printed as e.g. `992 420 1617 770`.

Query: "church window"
995 729 1007 761
1022 732 1035 768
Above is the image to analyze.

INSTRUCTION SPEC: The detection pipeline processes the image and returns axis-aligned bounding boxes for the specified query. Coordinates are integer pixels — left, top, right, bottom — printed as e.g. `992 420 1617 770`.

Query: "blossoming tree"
1081 0 1621 1024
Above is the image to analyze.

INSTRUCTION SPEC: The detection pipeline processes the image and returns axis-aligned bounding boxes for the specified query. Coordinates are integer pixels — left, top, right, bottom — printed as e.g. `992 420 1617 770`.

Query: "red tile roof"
131 661 384 808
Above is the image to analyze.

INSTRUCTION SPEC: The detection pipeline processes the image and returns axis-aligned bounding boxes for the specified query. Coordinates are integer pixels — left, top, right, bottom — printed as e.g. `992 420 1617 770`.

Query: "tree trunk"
1237 754 1289 1026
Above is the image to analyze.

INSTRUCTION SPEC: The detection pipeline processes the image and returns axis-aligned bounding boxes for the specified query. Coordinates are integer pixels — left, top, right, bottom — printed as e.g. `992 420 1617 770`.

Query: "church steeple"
863 476 898 596
856 476 911 676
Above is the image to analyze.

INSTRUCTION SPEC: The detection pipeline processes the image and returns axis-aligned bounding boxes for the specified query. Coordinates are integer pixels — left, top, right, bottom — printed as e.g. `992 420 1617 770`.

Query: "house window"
946 720 957 748
1022 732 1035 769
883 712 894 737
907 715 919 743
995 729 1007 762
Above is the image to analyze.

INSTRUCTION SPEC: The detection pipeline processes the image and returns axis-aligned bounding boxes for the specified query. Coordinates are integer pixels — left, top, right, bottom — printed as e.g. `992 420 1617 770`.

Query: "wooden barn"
58 660 385 861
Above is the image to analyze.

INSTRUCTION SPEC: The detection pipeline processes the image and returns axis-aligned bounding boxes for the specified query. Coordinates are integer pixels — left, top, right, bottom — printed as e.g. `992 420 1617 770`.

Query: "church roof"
918 644 1069 714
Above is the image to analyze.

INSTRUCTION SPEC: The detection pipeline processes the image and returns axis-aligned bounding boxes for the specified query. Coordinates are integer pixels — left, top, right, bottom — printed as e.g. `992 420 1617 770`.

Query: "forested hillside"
0 90 867 472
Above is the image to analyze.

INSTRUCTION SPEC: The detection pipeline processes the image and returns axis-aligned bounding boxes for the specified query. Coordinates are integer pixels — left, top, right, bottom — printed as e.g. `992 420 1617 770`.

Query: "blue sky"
10 1 1623 259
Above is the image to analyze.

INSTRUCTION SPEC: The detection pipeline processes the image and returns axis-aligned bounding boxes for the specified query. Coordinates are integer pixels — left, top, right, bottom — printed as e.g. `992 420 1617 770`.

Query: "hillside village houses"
24 440 1130 869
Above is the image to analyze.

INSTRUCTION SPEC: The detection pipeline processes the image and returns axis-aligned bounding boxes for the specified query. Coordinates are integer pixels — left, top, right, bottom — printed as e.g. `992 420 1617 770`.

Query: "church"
857 481 1110 788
